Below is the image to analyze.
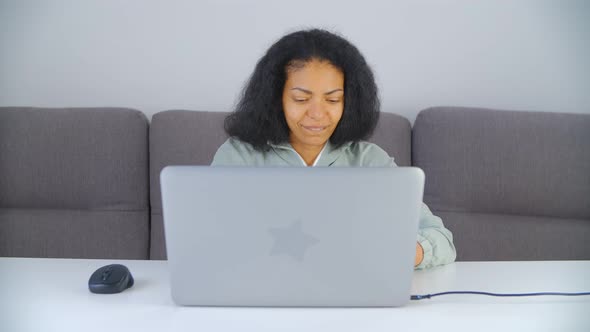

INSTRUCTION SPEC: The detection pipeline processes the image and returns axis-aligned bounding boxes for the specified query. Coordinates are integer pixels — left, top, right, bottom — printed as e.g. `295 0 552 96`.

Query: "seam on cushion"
428 208 588 221
0 207 148 213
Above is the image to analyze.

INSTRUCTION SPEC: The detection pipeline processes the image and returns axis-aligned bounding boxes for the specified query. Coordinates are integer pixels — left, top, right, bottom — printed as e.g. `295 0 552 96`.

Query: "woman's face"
282 59 344 150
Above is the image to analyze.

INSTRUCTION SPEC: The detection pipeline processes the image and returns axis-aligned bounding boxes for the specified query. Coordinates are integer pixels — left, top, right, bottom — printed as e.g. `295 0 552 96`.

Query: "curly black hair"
224 28 380 150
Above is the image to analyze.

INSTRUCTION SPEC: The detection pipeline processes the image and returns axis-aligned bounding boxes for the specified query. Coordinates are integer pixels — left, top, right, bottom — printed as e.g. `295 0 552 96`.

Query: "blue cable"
411 291 590 300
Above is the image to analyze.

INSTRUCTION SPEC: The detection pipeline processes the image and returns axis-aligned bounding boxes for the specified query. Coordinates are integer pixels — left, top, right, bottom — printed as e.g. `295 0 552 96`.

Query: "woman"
212 29 456 269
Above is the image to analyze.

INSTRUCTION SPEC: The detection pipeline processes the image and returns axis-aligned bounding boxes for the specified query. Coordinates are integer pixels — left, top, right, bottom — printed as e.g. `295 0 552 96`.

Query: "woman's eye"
294 98 308 103
327 99 341 104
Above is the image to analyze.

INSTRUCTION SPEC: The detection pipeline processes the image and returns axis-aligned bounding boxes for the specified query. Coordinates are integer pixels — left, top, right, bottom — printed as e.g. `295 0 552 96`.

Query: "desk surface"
1 258 589 332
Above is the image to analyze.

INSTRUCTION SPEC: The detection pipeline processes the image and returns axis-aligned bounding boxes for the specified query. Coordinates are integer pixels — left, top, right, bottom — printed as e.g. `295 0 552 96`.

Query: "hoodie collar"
268 140 353 167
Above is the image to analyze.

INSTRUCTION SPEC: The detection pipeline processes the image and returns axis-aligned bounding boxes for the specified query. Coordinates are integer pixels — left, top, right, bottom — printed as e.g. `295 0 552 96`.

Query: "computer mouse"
88 264 134 294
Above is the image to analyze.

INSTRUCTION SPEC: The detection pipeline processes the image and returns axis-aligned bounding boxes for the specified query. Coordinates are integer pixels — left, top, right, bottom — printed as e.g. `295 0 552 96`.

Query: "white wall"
1 0 588 122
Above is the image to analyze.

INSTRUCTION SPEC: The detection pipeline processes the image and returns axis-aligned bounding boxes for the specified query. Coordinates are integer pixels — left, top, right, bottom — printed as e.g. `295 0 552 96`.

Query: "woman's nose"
307 100 325 120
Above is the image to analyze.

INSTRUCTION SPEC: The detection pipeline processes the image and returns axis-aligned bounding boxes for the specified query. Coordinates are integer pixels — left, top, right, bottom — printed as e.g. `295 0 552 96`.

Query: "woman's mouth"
301 125 328 132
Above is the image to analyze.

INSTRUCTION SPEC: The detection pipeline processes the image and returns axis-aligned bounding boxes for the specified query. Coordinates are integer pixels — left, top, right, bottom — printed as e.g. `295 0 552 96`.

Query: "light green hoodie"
211 137 457 269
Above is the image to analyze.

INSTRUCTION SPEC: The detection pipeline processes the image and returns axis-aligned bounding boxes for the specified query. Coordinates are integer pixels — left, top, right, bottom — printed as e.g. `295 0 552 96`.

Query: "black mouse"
88 264 134 294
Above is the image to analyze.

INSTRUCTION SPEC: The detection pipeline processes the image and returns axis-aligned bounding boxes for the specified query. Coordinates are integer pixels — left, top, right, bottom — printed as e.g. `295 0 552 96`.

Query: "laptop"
160 166 424 307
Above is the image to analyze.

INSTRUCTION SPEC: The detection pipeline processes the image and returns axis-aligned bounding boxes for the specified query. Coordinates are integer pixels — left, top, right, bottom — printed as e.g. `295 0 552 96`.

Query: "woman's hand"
415 242 424 267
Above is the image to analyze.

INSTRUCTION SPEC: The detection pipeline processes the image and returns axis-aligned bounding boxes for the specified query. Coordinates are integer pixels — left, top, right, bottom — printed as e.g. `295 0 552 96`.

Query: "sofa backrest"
412 107 590 260
0 107 150 259
148 110 228 259
148 110 412 259
6 106 586 262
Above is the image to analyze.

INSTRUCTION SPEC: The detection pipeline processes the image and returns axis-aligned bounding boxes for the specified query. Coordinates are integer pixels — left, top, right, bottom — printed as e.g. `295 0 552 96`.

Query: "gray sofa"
0 107 150 259
413 107 590 260
1 106 588 261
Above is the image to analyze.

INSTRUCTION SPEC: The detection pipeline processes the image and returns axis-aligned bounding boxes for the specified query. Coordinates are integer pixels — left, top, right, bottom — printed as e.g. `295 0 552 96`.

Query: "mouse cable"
411 291 590 300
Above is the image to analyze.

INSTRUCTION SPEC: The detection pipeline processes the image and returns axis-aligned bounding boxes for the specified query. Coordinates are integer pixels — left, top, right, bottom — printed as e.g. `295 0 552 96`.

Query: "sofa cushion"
0 107 150 259
149 110 229 260
412 106 590 260
149 110 411 259
438 211 590 261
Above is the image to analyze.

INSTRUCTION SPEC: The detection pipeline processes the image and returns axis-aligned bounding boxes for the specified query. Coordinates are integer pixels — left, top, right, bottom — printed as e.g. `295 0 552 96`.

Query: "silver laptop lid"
161 166 424 307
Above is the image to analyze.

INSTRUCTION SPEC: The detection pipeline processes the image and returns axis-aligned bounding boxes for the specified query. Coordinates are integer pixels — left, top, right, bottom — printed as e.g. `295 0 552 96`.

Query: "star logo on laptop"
268 220 319 262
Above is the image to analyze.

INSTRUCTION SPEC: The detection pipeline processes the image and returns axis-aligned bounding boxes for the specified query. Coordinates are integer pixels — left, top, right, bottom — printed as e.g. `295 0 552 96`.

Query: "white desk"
1 258 588 332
